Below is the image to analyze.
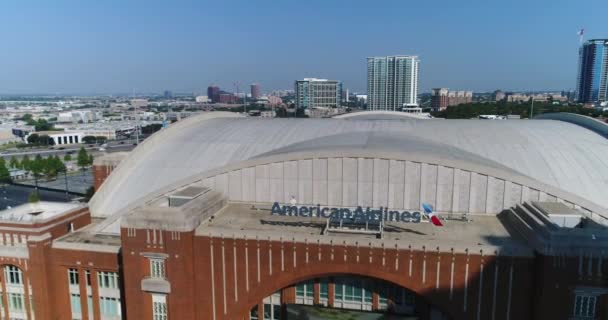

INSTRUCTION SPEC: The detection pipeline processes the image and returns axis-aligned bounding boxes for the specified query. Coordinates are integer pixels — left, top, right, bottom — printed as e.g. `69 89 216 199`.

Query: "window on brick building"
150 259 166 279
68 268 79 286
4 266 22 285
295 281 313 299
152 294 168 320
87 295 93 318
334 277 372 305
320 279 328 300
573 294 597 319
8 292 24 311
85 270 91 287
70 293 81 315
250 307 258 320
262 291 281 320
99 296 121 317
97 272 119 289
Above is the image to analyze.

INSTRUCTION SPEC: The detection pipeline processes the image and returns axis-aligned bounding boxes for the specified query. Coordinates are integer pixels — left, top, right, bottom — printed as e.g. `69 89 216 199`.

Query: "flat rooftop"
0 201 82 223
53 220 121 253
57 230 121 247
196 203 533 257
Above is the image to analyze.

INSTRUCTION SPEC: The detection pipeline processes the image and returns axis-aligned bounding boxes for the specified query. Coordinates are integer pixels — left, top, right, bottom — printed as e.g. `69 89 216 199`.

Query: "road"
0 139 137 160
0 184 80 210
19 169 94 194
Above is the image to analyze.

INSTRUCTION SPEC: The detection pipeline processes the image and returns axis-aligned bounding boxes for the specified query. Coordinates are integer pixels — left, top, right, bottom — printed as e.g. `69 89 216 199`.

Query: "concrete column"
27 234 53 320
90 270 101 320
0 271 9 320
281 285 296 304
23 272 32 320
78 268 89 320
257 302 264 320
328 277 335 307
372 291 379 311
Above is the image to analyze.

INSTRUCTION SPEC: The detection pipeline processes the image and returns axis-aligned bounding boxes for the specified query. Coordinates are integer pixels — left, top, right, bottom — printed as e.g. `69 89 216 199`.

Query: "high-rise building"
250 83 261 99
576 39 608 104
493 90 506 102
431 88 473 111
207 85 220 103
295 78 342 109
367 55 420 110
218 93 239 104
431 88 450 111
163 90 173 99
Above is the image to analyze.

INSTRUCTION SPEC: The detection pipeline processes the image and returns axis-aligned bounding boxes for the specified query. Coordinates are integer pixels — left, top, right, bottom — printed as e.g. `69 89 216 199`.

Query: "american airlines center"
1 111 608 320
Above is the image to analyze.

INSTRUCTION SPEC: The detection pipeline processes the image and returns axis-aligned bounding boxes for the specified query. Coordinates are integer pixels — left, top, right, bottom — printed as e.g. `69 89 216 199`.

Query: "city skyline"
0 0 606 95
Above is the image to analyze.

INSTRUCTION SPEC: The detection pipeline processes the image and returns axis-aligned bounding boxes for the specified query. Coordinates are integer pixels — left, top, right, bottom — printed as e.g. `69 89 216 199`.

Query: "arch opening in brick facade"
240 270 454 320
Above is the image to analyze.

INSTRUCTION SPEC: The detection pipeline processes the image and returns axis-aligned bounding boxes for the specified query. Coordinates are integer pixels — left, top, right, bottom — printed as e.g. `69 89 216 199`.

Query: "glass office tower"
576 39 608 104
295 78 342 109
367 55 420 110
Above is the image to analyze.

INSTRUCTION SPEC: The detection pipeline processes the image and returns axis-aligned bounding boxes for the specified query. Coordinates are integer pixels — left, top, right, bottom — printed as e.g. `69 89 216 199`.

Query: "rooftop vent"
533 201 583 228
168 186 208 207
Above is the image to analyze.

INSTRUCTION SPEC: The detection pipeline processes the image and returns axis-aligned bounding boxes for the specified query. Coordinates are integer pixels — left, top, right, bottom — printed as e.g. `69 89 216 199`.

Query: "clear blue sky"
0 0 606 95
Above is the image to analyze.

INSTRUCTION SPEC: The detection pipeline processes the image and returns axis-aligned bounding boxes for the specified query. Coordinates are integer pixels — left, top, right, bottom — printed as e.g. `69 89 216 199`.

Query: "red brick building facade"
0 197 606 320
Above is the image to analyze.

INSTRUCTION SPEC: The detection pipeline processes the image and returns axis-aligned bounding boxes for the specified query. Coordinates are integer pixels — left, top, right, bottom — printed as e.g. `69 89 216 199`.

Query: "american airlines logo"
271 202 422 223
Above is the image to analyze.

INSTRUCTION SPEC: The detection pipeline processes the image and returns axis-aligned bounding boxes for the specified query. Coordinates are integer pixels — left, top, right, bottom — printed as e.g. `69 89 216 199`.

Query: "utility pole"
530 97 535 119
64 170 69 201
135 114 140 145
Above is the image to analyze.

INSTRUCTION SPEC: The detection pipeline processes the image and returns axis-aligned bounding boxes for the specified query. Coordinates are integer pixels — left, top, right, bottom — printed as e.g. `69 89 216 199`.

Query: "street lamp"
64 169 69 201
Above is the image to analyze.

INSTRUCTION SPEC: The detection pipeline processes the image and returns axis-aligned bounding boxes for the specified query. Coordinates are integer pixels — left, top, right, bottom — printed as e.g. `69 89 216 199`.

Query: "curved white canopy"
90 112 608 224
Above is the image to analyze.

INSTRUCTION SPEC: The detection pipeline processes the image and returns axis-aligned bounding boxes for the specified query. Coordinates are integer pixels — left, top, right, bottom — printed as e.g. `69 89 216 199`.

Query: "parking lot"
18 169 94 194
0 184 81 210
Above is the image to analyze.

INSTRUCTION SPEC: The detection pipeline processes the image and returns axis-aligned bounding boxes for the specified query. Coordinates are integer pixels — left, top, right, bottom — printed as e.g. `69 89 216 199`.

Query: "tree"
30 119 54 131
95 136 108 145
20 155 31 171
88 154 94 166
21 113 33 122
9 156 19 169
38 135 55 146
27 133 40 145
82 136 97 144
29 155 44 191
42 155 66 180
0 158 11 184
64 154 72 162
77 147 90 181
55 156 67 174
40 156 62 179
27 191 40 203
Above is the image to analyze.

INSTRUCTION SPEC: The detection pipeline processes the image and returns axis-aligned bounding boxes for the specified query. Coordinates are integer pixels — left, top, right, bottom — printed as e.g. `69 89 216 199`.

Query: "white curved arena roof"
89 112 608 226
